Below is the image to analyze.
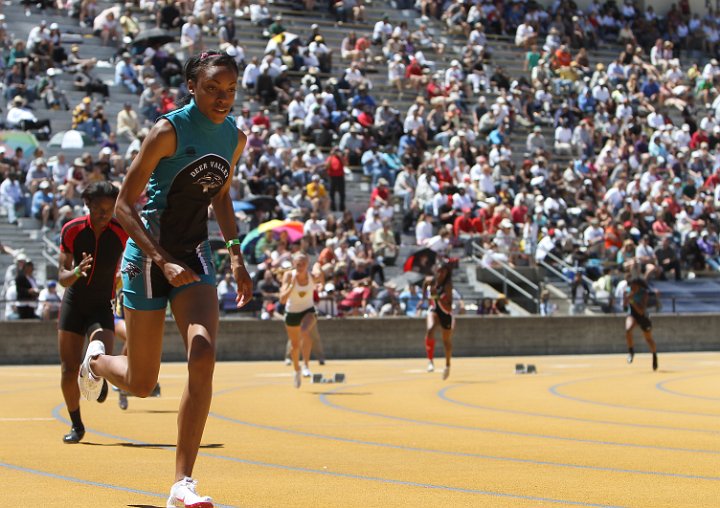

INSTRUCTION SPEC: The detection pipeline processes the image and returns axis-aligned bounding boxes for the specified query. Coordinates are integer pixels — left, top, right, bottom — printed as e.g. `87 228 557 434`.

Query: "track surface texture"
3 353 719 507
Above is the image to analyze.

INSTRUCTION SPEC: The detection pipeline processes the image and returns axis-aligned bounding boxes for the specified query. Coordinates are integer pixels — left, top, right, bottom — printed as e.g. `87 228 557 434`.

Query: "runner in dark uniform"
423 258 457 380
57 181 127 443
624 277 658 371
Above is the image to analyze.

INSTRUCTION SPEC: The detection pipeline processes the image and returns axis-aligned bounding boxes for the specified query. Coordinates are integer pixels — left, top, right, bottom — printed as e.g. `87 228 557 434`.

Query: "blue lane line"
549 376 720 418
51 404 238 508
655 374 720 401
317 383 720 455
437 385 720 435
208 409 720 482
0 461 169 501
52 405 626 508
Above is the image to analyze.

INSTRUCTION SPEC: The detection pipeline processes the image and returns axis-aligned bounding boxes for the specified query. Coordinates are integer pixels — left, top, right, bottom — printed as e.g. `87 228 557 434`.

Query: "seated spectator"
115 53 142 95
6 96 51 136
372 221 398 265
655 237 683 280
397 283 421 316
31 180 56 231
37 279 61 320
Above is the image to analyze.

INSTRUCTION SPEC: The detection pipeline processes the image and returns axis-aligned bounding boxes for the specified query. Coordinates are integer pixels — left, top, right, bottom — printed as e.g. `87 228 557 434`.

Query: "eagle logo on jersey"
195 173 224 194
122 262 142 280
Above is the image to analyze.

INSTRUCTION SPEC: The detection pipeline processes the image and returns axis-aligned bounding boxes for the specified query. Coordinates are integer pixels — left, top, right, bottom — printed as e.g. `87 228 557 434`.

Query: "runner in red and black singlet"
423 258 457 380
57 182 127 444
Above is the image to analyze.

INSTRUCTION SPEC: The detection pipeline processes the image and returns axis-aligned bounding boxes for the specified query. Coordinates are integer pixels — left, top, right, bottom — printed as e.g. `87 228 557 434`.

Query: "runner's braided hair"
183 50 239 85
176 50 240 107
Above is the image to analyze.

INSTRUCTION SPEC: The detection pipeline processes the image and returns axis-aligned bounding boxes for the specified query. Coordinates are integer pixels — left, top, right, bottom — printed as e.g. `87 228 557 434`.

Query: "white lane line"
0 417 55 422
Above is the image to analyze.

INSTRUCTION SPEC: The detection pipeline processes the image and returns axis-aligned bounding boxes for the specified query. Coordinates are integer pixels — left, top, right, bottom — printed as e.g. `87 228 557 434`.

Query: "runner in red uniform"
57 181 127 443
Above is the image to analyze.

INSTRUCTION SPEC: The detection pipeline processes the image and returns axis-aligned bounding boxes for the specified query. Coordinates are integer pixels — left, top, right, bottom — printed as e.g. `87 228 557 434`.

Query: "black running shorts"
432 305 454 330
58 297 115 336
630 308 652 332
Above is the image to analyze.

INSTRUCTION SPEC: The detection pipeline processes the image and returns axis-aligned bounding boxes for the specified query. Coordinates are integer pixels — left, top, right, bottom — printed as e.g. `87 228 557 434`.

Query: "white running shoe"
294 370 301 389
78 340 105 401
284 358 292 366
427 361 435 373
301 366 312 378
442 366 450 380
167 477 213 508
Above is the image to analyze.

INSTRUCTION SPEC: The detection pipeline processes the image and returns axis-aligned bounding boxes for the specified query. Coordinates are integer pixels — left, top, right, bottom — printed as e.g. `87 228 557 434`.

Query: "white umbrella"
93 6 121 32
48 130 91 149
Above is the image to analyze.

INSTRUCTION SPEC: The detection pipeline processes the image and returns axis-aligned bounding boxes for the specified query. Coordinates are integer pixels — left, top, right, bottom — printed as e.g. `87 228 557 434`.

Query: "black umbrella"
131 28 178 47
248 196 279 212
403 248 437 276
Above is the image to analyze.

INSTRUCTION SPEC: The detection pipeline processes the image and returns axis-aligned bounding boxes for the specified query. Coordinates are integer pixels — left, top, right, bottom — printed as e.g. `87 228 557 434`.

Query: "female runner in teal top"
79 51 253 508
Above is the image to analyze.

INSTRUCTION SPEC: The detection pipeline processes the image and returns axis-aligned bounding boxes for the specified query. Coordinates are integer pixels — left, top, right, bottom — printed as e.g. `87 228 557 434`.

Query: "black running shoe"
150 383 161 398
96 379 109 403
63 427 85 444
652 353 658 371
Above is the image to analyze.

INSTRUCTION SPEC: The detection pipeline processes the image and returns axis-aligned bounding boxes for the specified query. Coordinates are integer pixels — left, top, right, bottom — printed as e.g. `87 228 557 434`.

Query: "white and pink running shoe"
167 477 213 508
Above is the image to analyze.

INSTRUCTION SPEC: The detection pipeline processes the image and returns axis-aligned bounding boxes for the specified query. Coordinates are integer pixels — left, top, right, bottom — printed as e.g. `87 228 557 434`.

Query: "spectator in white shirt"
372 16 393 44
180 17 202 55
415 213 434 246
554 120 573 155
515 22 536 48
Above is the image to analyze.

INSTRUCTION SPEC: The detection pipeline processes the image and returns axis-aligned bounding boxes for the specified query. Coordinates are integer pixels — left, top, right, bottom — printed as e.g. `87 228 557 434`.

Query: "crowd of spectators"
3 0 720 319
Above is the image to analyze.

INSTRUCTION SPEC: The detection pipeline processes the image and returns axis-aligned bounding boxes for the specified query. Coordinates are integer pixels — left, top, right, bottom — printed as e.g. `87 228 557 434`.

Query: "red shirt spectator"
435 166 453 186
357 110 374 128
470 215 485 234
604 223 623 251
453 212 475 238
510 204 528 224
662 195 682 215
405 58 423 78
553 47 572 68
703 169 720 189
689 129 708 150
355 37 371 52
252 111 271 130
426 80 444 100
487 212 505 234
326 152 345 178
652 217 673 238
370 179 390 206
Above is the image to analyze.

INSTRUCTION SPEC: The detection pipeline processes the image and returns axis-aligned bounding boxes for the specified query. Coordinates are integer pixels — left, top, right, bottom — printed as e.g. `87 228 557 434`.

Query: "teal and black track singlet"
120 100 238 310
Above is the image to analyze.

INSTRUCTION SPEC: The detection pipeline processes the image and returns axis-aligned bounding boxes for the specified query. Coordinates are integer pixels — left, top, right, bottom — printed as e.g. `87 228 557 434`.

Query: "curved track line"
437 385 719 435
549 375 720 418
208 409 720 482
655 374 720 401
0 461 176 504
316 380 720 455
51 404 625 508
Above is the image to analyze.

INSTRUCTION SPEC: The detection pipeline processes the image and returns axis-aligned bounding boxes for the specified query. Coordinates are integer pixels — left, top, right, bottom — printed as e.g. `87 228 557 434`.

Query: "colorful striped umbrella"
0 130 39 155
240 220 305 258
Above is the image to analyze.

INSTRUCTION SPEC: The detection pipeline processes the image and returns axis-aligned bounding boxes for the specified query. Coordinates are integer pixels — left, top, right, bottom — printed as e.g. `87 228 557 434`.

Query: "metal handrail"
41 234 60 268
42 235 60 255
42 249 57 268
470 253 537 303
544 250 595 288
538 257 567 281
471 241 540 291
541 250 606 307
